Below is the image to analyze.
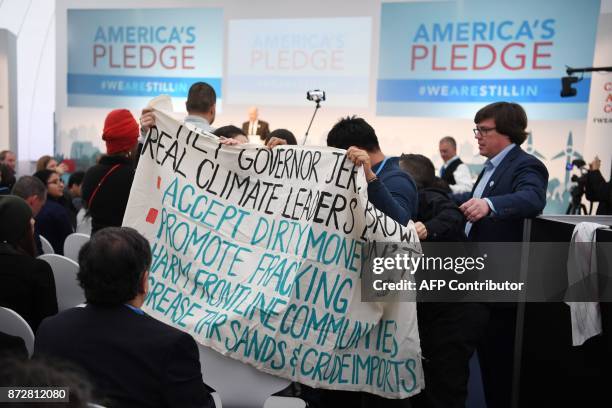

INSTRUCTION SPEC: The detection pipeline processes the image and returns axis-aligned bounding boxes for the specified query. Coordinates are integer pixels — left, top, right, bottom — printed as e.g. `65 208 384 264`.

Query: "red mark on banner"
146 208 159 224
157 176 161 190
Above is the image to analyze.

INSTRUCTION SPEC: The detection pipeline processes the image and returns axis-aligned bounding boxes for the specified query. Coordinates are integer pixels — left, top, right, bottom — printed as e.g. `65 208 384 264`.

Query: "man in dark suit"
459 102 548 408
242 106 270 143
34 227 215 408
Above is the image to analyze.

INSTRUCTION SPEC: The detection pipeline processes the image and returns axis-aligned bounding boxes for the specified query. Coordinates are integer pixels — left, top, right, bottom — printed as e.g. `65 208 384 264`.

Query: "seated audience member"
11 176 47 255
32 170 74 254
0 358 92 407
0 163 16 194
0 150 17 172
36 155 56 172
586 156 612 215
82 109 139 234
0 195 58 332
213 125 249 144
266 129 298 146
399 154 465 241
34 227 216 408
61 171 85 229
0 151 17 194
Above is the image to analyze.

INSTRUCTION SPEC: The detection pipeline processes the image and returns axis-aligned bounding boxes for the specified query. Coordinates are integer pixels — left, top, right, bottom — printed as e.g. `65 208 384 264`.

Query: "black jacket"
34 304 215 408
0 244 58 332
416 187 465 242
35 197 74 255
82 155 135 234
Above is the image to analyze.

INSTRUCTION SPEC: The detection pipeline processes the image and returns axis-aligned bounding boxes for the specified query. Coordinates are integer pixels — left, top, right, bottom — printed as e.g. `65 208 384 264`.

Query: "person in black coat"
400 154 489 408
34 227 215 408
82 109 139 234
0 195 58 332
32 170 74 255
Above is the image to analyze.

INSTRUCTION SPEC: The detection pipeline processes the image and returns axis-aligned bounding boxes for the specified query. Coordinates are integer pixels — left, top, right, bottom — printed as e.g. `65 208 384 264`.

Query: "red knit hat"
102 109 139 155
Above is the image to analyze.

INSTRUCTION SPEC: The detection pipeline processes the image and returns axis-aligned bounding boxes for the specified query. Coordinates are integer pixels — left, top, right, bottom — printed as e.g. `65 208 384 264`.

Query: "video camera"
566 159 589 214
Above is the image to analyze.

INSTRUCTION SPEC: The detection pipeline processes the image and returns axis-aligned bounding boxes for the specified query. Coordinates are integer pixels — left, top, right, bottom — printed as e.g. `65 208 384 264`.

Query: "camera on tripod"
566 159 590 214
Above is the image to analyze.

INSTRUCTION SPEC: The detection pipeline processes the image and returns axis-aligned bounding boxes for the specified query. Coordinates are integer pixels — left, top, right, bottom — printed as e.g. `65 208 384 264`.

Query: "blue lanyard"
374 157 389 177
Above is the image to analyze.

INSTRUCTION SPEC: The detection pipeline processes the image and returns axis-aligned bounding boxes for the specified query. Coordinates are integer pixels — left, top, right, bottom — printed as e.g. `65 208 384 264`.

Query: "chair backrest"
0 307 35 357
198 344 289 407
63 233 90 262
76 209 92 235
40 235 55 255
38 254 84 311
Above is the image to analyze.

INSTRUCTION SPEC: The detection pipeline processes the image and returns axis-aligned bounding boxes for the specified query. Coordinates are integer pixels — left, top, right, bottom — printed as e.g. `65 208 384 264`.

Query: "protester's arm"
367 173 417 225
449 163 473 194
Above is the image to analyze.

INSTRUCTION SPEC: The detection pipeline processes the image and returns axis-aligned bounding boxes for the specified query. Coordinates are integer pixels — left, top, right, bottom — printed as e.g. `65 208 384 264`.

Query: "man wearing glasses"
459 102 548 408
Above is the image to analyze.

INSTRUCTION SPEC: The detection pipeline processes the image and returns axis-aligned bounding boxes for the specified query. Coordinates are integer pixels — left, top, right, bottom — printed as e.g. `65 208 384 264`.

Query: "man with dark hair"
400 154 464 242
213 125 249 144
0 150 16 172
326 116 418 225
12 176 47 254
439 136 473 194
66 170 85 216
460 102 547 408
268 116 417 224
34 227 215 408
140 81 217 135
266 129 298 146
460 101 547 241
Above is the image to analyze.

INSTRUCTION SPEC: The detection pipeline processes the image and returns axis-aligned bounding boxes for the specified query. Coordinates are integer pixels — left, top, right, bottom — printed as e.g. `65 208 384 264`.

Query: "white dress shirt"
441 156 474 194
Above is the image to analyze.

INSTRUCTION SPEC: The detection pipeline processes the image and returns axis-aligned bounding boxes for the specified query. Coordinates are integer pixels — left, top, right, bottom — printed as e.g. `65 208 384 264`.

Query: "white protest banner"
123 96 423 398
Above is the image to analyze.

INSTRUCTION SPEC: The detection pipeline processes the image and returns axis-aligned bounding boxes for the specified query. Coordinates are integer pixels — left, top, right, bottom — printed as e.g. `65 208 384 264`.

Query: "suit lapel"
471 167 486 196
481 145 521 197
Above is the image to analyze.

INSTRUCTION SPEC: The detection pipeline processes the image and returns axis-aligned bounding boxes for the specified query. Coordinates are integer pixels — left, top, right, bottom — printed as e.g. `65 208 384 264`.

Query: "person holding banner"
268 115 418 225
326 116 418 225
140 81 217 137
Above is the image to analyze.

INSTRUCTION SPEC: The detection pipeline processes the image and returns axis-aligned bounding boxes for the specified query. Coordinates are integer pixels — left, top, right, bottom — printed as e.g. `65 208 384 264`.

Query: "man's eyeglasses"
47 179 63 185
473 127 496 136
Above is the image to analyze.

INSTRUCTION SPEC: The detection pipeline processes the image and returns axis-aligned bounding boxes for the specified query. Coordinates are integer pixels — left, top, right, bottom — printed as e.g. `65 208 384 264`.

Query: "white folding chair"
198 344 291 407
0 307 35 357
63 232 90 262
38 254 84 311
76 209 92 235
40 235 55 254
